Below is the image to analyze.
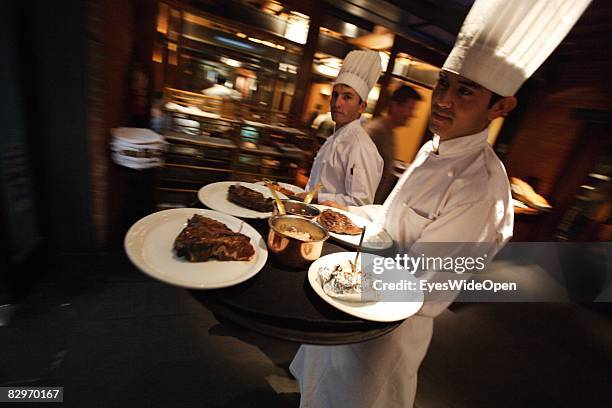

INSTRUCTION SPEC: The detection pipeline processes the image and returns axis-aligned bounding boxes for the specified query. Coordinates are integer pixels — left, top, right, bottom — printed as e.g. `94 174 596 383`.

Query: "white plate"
308 252 423 322
124 208 267 289
198 182 288 219
313 205 394 251
254 181 305 195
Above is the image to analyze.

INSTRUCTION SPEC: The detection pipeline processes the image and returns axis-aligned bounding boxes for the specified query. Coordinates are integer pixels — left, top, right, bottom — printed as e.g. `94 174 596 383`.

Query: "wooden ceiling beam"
385 0 469 35
395 34 446 67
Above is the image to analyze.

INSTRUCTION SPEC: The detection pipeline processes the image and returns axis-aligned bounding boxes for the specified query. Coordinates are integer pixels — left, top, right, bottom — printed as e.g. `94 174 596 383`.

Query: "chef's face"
331 84 366 129
429 71 495 140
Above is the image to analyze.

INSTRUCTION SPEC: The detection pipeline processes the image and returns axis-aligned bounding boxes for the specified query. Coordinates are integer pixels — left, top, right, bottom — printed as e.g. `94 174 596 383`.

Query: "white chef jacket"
201 84 242 101
291 128 514 408
306 119 383 206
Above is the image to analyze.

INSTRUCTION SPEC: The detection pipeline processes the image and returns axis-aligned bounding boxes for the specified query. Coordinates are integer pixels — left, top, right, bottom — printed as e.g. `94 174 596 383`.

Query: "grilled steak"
318 209 363 235
228 184 274 212
174 214 255 262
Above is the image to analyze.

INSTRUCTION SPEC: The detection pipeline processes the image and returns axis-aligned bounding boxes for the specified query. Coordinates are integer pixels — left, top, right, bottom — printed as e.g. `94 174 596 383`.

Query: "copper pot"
267 215 329 268
273 199 321 219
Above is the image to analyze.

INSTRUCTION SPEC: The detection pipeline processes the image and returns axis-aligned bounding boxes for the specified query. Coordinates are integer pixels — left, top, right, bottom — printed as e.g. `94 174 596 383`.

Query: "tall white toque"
443 0 591 96
334 50 382 101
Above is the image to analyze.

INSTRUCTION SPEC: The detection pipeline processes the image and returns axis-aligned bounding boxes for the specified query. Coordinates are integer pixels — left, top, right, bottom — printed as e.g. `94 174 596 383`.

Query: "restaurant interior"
1 0 611 406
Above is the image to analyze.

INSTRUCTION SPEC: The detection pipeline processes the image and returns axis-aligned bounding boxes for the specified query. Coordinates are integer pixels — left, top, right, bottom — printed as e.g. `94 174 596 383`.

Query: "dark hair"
488 92 503 109
390 85 422 103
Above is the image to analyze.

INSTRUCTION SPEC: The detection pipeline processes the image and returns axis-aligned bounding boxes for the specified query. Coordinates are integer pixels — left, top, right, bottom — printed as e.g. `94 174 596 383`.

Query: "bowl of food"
267 215 329 268
273 199 321 219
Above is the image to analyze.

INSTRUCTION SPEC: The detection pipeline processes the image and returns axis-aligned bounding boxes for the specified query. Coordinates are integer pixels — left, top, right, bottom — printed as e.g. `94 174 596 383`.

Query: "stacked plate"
111 127 167 170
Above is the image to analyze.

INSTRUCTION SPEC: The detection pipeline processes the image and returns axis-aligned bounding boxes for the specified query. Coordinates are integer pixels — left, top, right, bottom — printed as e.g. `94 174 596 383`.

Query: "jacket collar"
332 118 362 139
432 128 489 156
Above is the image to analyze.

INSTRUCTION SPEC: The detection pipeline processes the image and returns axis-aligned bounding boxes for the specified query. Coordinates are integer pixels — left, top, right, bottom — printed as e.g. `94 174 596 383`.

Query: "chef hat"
443 0 591 96
334 50 382 101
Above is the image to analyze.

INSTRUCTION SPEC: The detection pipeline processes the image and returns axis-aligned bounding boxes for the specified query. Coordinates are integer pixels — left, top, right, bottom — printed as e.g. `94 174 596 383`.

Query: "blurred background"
1 0 610 302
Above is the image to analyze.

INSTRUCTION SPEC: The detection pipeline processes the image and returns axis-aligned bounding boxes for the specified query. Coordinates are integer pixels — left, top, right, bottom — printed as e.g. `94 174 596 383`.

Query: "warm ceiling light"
152 45 163 63
589 173 610 181
290 11 309 20
343 22 359 38
236 32 247 38
320 57 342 69
285 18 309 44
156 3 169 34
221 57 241 68
314 64 339 78
379 52 390 72
279 63 297 74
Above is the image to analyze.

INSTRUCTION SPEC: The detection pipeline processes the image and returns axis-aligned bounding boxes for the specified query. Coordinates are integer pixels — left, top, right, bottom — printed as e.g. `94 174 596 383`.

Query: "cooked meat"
318 210 363 235
174 214 255 262
228 184 274 212
268 182 294 197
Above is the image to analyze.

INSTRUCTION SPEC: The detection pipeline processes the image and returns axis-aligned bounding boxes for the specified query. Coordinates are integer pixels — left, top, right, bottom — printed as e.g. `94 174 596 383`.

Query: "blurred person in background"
364 85 422 204
202 75 242 101
150 92 170 132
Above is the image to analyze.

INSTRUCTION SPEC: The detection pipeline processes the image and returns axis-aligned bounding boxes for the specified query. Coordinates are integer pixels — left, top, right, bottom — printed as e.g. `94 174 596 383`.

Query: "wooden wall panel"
504 103 581 197
87 0 135 247
502 0 612 240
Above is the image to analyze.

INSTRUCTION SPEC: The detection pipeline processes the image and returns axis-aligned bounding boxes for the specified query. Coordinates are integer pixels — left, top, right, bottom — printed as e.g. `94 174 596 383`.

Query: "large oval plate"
308 252 423 322
124 208 267 289
198 181 288 219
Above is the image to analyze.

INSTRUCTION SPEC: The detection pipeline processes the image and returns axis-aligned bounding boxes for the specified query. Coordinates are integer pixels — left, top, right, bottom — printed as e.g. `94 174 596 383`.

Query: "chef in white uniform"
291 1 591 407
304 50 384 206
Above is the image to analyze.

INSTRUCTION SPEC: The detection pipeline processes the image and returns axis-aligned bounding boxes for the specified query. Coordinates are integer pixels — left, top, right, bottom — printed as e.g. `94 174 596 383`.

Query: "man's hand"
319 201 348 211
